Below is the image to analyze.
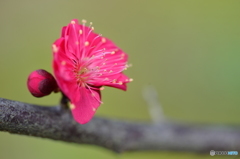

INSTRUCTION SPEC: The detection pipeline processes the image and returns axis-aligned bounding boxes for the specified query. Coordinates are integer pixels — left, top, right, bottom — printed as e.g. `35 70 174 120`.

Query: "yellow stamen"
61 61 66 65
52 44 58 53
102 38 106 43
84 41 89 46
82 19 87 24
69 103 75 110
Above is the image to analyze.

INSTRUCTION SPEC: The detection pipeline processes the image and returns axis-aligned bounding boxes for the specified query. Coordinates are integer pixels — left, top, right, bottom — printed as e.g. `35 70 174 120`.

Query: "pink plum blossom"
52 19 132 124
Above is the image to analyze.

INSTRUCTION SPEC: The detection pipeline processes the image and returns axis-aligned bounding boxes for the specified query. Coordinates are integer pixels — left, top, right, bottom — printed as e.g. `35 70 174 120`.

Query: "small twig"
60 92 69 109
143 86 165 124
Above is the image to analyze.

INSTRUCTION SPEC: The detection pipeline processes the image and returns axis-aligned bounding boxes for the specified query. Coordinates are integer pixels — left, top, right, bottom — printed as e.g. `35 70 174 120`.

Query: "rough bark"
0 98 239 153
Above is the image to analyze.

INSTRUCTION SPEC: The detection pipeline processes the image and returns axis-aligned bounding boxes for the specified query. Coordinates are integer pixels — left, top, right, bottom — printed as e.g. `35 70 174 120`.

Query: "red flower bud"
27 69 58 97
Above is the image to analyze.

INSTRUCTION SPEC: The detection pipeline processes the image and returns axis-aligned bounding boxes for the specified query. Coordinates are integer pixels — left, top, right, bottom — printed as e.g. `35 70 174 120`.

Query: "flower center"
74 66 89 87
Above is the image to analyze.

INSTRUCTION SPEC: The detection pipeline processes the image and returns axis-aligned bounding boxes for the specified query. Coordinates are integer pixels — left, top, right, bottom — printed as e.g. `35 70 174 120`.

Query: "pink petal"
71 87 101 124
103 73 130 91
53 55 73 81
66 25 81 55
61 26 67 37
86 48 129 87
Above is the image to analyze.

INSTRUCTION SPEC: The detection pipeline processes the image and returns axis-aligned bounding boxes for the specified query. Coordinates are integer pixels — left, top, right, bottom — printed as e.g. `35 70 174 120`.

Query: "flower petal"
61 26 67 37
103 73 130 91
71 87 101 124
86 48 129 87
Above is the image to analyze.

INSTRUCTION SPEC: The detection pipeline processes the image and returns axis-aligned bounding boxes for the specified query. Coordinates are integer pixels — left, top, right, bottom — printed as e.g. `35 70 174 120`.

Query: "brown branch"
0 97 240 153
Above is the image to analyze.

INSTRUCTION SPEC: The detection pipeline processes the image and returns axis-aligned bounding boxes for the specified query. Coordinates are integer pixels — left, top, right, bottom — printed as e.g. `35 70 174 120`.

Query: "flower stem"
60 92 69 109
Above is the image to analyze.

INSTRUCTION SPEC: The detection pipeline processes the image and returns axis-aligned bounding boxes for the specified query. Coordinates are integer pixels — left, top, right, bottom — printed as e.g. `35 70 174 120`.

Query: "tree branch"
0 97 240 153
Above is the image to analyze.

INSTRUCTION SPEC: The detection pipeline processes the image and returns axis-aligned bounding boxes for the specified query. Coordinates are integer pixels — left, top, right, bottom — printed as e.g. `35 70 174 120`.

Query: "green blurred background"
0 0 240 159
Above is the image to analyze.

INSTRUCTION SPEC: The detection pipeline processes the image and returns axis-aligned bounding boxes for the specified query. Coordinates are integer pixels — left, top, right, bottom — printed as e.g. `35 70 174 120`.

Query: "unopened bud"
27 69 58 97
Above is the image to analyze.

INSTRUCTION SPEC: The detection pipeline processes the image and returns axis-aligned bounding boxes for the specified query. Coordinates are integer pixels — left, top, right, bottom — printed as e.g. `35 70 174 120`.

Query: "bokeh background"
0 0 240 159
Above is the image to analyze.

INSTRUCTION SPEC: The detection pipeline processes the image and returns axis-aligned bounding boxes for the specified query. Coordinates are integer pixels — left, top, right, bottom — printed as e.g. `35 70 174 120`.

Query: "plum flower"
52 19 132 124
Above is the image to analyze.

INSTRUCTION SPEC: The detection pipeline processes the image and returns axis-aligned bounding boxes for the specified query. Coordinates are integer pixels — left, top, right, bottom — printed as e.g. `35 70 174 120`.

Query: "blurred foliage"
0 0 240 159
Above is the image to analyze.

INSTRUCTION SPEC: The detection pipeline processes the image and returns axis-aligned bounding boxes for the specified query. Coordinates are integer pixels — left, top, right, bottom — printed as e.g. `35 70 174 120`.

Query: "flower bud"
27 69 58 97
